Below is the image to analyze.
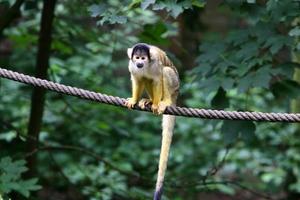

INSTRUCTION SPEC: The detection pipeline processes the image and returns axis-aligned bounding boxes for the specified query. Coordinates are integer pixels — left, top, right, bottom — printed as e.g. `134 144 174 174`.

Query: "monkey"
125 43 179 200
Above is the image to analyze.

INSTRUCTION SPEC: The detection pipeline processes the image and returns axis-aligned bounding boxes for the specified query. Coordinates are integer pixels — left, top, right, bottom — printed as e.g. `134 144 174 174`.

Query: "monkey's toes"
151 104 159 115
138 98 152 109
157 103 167 115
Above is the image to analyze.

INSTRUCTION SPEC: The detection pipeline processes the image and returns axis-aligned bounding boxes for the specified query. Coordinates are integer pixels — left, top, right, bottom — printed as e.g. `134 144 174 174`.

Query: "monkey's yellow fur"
125 43 179 200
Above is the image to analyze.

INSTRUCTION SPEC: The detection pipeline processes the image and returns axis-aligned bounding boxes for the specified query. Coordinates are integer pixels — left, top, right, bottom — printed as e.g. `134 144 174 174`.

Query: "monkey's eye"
135 56 140 59
141 57 145 60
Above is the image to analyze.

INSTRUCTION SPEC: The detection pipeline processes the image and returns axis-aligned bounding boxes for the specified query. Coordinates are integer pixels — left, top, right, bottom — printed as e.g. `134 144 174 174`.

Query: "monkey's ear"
149 48 156 61
127 48 133 59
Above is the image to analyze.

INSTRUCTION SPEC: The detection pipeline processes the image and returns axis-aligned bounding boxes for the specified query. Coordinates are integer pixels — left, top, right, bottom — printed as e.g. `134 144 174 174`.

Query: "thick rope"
0 67 299 123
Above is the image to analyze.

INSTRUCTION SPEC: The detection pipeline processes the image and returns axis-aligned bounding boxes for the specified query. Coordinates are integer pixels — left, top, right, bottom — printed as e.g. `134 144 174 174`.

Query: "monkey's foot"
151 104 159 115
157 101 171 115
125 98 137 109
138 98 152 109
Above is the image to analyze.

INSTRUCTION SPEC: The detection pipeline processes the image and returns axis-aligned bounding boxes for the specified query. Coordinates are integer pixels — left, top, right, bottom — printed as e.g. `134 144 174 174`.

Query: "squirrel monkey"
125 43 179 200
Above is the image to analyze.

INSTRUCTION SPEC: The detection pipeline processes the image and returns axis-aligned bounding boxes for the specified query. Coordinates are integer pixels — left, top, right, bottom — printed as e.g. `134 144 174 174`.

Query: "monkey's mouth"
137 63 144 68
136 63 144 68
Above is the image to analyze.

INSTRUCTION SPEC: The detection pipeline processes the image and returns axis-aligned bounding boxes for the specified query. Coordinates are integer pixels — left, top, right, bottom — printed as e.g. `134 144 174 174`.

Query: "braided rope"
0 67 299 123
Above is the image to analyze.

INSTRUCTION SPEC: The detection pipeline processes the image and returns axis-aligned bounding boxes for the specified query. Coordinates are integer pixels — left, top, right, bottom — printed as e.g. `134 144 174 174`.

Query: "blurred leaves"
221 121 256 144
0 157 41 197
88 4 127 25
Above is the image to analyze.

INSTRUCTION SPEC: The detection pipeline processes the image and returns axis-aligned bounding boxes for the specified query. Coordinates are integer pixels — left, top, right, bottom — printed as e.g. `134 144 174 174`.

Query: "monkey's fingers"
138 98 152 109
125 98 137 109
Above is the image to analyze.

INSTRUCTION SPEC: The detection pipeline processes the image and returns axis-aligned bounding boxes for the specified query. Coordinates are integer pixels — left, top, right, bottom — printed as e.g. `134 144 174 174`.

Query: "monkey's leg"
138 80 154 109
125 75 144 109
158 67 179 114
151 79 163 114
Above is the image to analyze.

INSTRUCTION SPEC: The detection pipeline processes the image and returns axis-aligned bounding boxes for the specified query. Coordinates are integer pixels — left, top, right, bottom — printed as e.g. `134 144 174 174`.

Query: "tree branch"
25 0 56 178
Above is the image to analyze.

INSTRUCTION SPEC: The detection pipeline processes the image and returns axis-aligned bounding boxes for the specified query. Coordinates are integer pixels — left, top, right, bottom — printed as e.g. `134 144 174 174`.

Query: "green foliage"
221 120 256 144
88 0 206 25
88 4 127 25
194 0 299 97
0 157 41 197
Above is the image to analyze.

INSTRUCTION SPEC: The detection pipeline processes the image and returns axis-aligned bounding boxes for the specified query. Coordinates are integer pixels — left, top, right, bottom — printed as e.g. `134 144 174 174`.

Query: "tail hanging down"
154 114 176 200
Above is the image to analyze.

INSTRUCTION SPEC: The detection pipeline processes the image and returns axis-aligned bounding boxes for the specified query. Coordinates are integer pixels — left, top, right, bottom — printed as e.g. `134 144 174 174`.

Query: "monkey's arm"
125 75 144 108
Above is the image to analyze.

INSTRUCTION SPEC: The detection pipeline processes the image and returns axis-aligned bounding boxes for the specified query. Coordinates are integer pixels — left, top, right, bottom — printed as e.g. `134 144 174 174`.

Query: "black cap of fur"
131 43 151 60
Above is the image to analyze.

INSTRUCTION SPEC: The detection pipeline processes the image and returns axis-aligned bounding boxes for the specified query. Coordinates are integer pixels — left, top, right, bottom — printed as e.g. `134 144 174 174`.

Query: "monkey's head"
127 43 151 69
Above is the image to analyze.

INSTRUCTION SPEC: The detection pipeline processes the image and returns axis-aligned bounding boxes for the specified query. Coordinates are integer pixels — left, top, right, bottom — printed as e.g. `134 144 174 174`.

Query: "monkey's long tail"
154 114 176 200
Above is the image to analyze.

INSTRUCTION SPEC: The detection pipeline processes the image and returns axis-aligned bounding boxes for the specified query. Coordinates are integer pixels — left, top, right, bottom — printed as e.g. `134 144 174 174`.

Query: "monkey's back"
150 46 179 77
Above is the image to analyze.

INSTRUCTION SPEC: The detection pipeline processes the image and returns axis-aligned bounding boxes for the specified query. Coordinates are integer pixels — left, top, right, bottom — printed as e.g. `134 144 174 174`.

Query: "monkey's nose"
137 63 143 68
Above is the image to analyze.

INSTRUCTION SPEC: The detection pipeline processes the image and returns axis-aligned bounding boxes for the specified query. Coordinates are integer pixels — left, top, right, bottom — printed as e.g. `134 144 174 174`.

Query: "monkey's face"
132 51 150 69
128 43 151 69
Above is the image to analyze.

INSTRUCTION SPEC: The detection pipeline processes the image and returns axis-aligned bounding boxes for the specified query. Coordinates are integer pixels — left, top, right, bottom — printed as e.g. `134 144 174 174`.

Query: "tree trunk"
25 0 56 178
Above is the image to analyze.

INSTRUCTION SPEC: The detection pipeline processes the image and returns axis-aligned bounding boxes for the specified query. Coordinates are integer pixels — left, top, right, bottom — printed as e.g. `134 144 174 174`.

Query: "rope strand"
0 67 299 123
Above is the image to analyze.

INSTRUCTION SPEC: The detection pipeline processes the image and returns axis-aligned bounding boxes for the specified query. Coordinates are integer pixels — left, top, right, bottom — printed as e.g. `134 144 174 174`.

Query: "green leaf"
211 87 229 109
0 157 27 180
264 35 292 55
128 0 141 8
289 27 300 37
252 66 271 89
0 157 41 197
88 4 106 17
110 15 127 24
99 13 127 25
141 0 155 9
15 178 42 198
152 0 185 18
271 62 298 78
221 77 234 90
237 74 253 93
194 63 212 76
192 0 206 8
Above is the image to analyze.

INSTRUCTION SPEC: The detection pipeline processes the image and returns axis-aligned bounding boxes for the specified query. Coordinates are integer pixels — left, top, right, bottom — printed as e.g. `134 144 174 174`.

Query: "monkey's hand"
125 98 137 109
138 98 152 109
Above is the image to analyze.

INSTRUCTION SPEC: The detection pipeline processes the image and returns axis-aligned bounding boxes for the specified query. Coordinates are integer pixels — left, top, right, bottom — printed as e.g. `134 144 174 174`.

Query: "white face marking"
129 53 160 80
132 54 150 68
